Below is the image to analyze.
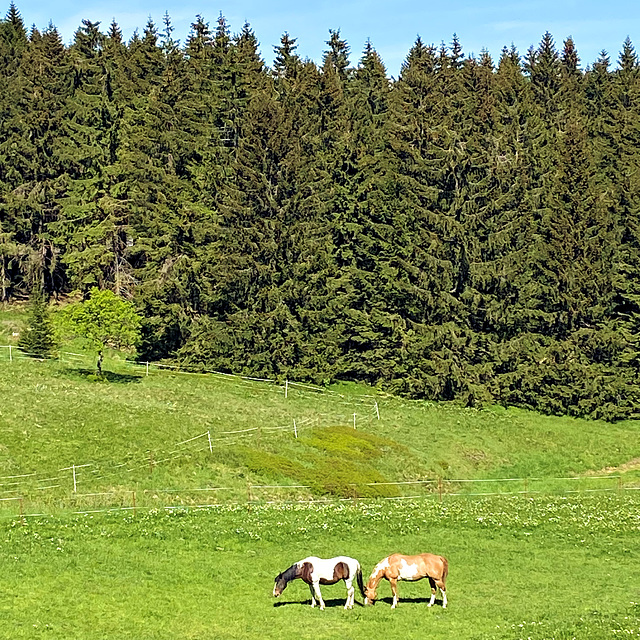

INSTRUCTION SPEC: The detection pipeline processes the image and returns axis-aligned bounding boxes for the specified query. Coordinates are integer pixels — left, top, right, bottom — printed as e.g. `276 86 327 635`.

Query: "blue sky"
7 0 639 76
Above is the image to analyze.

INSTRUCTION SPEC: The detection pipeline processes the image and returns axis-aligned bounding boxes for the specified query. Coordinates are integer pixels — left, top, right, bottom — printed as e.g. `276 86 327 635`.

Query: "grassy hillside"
1 335 639 515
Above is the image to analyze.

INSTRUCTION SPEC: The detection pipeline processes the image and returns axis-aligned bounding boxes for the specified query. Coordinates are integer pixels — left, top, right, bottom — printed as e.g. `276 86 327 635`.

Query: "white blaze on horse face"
398 559 420 580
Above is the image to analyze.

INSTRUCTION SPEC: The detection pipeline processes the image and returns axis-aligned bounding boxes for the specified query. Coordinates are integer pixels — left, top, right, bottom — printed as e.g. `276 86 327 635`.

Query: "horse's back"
299 555 358 564
418 553 448 579
386 553 447 580
333 555 360 567
300 556 360 583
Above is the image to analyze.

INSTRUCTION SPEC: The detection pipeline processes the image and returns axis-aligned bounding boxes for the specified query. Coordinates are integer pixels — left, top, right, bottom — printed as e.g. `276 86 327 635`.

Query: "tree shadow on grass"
62 367 143 384
274 598 364 609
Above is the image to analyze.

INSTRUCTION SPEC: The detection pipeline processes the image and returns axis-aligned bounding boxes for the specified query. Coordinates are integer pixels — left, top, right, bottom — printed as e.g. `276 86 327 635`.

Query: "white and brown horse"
364 553 448 609
273 556 365 610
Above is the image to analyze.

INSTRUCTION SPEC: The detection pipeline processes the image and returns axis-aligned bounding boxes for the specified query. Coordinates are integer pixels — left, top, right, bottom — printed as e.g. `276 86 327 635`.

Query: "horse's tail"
356 563 366 599
441 556 449 583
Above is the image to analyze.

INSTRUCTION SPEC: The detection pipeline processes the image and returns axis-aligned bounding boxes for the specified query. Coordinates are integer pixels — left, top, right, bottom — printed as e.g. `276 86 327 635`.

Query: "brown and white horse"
273 556 365 610
364 553 448 609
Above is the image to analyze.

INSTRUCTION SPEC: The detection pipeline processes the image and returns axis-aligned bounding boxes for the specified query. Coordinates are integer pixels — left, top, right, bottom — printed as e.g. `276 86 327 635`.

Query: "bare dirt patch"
587 457 640 475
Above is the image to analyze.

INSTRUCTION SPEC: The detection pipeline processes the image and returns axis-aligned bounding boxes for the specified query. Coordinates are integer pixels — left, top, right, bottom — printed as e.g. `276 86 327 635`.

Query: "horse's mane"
279 563 300 585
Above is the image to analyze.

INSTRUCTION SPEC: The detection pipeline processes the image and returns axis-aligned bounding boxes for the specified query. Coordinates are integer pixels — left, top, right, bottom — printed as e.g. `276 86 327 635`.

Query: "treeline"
2 4 640 420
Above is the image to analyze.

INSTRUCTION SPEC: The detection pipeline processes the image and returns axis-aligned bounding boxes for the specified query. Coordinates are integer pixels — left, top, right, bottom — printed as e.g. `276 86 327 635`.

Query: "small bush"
222 444 399 498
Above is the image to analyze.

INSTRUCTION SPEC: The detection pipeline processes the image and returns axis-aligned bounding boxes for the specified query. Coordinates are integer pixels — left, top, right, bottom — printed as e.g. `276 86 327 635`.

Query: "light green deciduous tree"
58 288 141 374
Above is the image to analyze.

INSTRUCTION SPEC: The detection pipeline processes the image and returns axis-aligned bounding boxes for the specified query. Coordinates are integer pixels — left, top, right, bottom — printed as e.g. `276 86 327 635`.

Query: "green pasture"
0 351 639 516
0 496 638 639
1 307 639 638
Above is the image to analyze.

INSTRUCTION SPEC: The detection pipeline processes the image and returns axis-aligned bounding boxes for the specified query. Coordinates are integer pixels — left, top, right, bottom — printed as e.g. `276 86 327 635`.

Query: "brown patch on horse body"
299 562 314 585
300 560 350 585
319 561 349 585
334 561 350 581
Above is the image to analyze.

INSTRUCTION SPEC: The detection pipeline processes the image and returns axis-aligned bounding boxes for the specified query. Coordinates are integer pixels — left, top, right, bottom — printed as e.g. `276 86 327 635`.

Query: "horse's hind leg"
435 578 447 608
427 577 437 607
309 584 317 608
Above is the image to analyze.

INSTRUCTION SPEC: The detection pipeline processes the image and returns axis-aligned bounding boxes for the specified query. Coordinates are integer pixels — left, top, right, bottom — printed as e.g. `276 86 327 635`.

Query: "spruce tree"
0 2 29 299
18 284 55 356
52 20 124 293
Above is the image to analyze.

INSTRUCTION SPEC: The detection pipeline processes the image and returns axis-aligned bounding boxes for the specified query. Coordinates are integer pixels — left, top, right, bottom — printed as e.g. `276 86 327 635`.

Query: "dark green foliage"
2 8 640 419
18 285 55 356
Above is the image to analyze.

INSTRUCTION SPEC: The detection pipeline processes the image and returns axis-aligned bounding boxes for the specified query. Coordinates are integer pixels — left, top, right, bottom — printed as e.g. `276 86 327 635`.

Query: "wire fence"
0 473 637 521
0 345 385 414
0 343 384 486
2 344 638 520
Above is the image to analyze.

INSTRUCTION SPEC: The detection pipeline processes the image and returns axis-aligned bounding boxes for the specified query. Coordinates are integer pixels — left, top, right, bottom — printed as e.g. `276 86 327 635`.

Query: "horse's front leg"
389 578 399 609
344 579 355 609
312 581 326 610
309 584 316 608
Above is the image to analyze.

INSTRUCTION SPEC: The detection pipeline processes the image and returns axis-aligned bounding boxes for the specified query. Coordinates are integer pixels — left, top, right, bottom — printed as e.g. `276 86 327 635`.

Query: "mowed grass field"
0 497 638 640
1 305 639 638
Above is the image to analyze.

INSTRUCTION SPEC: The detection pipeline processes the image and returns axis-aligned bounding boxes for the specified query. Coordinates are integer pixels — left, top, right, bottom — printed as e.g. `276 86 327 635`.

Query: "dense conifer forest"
2 3 640 420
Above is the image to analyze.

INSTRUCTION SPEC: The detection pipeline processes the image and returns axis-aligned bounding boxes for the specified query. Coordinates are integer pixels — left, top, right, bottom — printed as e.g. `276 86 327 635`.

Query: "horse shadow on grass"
274 598 364 609
376 596 439 607
62 367 143 385
274 596 440 609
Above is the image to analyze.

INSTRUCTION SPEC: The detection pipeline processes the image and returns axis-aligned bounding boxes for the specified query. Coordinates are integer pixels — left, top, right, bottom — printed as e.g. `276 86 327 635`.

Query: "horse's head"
273 572 287 597
364 585 377 605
